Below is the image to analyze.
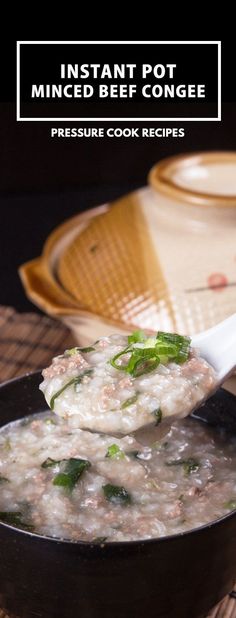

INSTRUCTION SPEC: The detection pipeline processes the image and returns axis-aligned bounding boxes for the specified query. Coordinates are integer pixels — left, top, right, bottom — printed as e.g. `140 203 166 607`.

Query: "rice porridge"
0 414 236 542
40 331 216 433
1 330 234 543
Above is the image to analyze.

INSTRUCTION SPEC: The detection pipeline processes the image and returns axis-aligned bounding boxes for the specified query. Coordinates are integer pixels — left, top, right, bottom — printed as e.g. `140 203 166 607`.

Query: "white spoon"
133 313 236 447
191 313 236 383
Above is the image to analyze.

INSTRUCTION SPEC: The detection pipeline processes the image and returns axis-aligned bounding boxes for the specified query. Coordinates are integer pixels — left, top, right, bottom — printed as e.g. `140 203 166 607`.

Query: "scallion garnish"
129 351 160 377
41 457 63 469
157 331 190 345
102 484 131 505
105 444 125 459
50 369 93 410
128 330 146 344
53 458 90 490
110 330 191 378
121 394 139 409
166 458 199 475
110 346 132 371
65 346 95 356
0 511 34 532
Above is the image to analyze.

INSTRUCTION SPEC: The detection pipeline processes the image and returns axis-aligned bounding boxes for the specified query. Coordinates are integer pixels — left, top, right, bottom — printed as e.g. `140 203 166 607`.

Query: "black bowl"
0 372 236 618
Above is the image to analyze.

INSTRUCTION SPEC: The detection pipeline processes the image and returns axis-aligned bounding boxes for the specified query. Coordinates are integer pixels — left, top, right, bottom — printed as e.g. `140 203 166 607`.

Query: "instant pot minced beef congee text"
1 329 236 543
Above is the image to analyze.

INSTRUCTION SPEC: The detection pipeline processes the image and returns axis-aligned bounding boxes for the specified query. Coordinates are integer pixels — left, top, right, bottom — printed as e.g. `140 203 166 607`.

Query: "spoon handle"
191 313 236 382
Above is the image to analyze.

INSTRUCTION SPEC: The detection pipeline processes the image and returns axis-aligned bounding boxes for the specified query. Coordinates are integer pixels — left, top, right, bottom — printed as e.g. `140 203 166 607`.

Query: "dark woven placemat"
0 306 75 382
0 306 235 618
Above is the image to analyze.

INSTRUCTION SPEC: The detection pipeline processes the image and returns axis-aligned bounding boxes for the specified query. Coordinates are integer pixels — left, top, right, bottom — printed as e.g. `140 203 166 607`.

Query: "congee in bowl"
1 329 236 544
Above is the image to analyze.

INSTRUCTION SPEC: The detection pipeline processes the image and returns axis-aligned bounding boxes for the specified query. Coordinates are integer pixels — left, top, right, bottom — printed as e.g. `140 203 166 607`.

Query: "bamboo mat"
0 306 235 618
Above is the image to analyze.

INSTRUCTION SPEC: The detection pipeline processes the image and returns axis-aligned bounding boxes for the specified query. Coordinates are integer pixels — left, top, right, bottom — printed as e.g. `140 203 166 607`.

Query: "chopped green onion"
50 378 77 409
224 500 236 510
155 343 178 356
121 394 139 409
157 331 191 346
0 474 9 484
79 347 95 353
41 457 63 469
183 459 199 475
102 484 131 505
128 330 146 344
105 444 125 459
53 458 90 490
110 330 191 377
157 332 191 364
166 458 200 475
143 337 158 348
65 347 79 356
65 346 95 356
110 346 132 371
50 369 93 410
157 355 169 365
129 354 160 377
153 408 162 425
0 511 34 532
53 473 72 488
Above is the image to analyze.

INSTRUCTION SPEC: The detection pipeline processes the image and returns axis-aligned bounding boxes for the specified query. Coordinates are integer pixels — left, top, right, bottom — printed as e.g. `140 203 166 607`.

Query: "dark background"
0 36 234 312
